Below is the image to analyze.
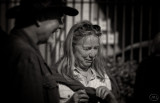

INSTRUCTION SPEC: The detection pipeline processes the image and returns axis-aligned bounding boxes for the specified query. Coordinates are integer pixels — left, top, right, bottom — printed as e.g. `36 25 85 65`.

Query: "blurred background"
0 0 160 103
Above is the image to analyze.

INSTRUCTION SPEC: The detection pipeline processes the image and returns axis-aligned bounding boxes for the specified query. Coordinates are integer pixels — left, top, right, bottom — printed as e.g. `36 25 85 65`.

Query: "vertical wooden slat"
139 5 143 62
0 0 7 31
80 0 83 21
89 0 92 21
5 0 9 32
113 4 117 62
0 1 3 25
58 29 64 62
58 32 61 62
55 32 60 63
45 44 48 63
38 44 45 60
8 0 15 32
106 4 109 57
148 6 152 55
50 32 56 65
47 43 51 66
59 31 63 62
64 15 67 38
72 0 75 25
97 2 100 25
130 5 134 61
122 5 126 62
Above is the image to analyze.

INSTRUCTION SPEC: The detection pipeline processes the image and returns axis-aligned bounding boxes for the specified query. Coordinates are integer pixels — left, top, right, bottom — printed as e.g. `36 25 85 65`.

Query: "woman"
55 20 120 103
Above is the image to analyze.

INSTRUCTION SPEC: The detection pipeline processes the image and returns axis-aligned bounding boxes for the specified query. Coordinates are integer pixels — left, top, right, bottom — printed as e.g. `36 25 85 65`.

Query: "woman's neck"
76 66 91 77
76 66 93 85
76 66 89 71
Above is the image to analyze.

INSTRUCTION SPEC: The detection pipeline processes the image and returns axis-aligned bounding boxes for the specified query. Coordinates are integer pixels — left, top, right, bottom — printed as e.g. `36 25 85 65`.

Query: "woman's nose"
89 50 96 58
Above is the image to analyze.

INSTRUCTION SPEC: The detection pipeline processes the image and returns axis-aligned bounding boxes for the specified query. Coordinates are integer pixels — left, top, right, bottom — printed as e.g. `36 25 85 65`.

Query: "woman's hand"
96 86 118 103
67 89 89 103
96 86 110 100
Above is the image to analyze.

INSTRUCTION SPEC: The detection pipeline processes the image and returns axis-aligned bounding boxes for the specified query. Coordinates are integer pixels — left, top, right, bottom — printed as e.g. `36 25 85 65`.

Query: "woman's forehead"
76 35 99 45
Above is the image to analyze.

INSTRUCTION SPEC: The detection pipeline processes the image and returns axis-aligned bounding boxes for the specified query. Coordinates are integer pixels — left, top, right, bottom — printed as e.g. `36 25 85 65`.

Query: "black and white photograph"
0 0 160 103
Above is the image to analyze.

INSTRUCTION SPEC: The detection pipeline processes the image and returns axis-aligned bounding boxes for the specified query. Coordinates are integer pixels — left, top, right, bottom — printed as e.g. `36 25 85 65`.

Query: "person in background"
54 20 121 103
133 32 160 103
0 26 8 41
0 27 8 88
2 0 79 103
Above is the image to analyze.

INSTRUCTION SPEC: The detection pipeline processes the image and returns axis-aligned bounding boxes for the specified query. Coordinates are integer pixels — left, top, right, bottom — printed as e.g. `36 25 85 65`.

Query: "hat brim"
62 6 79 16
6 5 79 18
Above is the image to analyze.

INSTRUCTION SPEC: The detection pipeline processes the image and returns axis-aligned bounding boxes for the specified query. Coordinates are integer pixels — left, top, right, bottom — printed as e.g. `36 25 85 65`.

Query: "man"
2 0 78 103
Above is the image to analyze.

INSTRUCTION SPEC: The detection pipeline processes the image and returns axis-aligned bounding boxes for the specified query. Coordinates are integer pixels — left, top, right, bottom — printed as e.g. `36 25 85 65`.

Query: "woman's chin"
84 63 92 68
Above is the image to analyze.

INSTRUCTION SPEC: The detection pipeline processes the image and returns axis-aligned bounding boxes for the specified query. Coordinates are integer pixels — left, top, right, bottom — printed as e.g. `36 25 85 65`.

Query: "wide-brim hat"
7 0 79 18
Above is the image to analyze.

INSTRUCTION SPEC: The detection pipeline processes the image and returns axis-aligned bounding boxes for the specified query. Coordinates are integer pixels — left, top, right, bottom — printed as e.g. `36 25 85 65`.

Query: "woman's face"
73 35 100 70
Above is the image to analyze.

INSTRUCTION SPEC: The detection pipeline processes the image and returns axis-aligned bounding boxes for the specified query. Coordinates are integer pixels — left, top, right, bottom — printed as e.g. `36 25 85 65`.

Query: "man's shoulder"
7 33 35 51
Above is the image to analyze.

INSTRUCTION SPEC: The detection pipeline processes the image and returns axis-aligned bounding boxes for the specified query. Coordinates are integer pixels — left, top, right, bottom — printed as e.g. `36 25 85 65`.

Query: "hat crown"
20 0 66 10
7 0 79 18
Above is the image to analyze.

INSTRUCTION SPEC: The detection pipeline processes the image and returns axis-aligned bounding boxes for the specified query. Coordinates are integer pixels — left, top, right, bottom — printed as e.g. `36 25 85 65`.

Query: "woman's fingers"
79 98 89 103
72 89 89 103
78 90 89 103
78 93 89 99
77 89 86 94
103 90 110 99
96 86 110 99
96 87 101 97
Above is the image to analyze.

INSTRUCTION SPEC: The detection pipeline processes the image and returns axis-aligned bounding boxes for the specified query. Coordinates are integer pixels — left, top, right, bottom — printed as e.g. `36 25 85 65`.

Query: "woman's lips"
85 59 93 63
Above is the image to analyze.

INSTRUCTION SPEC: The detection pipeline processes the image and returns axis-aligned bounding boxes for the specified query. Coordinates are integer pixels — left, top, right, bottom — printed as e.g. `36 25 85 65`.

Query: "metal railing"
0 0 159 66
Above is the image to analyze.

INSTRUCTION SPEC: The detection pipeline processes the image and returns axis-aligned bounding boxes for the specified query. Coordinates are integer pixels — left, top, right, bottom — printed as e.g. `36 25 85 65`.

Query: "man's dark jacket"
2 29 59 103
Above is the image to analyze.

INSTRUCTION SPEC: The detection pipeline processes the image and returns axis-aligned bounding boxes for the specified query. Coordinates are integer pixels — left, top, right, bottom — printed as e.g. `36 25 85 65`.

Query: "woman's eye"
83 47 91 50
94 46 99 50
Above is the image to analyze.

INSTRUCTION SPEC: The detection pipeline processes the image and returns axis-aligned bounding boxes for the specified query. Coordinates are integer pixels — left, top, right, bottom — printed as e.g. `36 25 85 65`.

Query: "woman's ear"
35 20 40 27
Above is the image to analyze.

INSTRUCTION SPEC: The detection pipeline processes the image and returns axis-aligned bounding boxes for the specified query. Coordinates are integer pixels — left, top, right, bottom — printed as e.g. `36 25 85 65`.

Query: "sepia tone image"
0 0 160 103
